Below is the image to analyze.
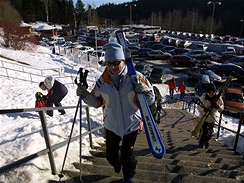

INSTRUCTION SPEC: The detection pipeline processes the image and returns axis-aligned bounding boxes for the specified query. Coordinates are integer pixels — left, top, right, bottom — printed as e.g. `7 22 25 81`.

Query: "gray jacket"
83 66 155 137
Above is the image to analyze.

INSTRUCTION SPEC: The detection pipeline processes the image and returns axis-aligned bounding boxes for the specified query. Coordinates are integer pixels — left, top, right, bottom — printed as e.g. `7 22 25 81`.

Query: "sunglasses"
105 60 121 66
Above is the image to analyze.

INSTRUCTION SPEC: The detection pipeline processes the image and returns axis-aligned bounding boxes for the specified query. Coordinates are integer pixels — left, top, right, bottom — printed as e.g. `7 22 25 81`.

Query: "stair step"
82 155 244 175
72 163 242 183
89 150 243 169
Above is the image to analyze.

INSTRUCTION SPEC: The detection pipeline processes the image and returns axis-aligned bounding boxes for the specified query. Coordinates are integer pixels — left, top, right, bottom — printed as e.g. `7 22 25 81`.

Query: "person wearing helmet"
197 83 224 149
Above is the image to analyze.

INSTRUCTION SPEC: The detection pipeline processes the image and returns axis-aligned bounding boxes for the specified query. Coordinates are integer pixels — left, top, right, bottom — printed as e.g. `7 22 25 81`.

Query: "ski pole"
58 68 89 181
77 68 89 182
58 98 81 180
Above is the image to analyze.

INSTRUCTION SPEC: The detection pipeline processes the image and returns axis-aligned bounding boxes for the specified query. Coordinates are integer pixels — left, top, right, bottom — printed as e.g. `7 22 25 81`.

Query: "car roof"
220 63 243 68
152 66 164 70
226 88 243 95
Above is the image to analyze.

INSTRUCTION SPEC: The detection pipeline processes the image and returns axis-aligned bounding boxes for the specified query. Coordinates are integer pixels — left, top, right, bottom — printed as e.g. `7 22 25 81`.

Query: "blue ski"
115 30 166 159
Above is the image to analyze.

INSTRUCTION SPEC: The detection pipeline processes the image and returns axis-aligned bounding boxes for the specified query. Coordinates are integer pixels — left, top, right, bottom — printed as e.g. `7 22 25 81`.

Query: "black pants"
47 92 67 116
105 129 138 176
199 122 214 145
180 92 185 100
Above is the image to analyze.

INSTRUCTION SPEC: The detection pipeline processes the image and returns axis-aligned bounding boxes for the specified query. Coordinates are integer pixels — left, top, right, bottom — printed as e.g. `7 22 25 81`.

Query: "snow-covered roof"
35 24 56 31
30 22 63 31
20 21 31 27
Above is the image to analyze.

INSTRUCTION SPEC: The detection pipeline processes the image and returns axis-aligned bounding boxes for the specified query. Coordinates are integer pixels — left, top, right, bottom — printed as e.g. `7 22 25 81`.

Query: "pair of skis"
191 76 232 137
115 31 166 159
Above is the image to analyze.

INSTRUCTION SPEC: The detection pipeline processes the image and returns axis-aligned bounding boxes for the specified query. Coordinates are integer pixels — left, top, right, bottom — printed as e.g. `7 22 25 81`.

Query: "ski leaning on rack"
191 76 232 137
115 30 166 159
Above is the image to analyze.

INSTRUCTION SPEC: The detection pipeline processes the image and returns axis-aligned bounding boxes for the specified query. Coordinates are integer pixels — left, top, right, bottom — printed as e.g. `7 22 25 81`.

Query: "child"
35 92 48 108
178 81 186 100
168 77 176 98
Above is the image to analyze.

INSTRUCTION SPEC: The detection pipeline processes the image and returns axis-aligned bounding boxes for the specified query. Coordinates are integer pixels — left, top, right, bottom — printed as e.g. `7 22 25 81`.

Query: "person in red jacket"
178 81 186 100
168 77 176 98
35 92 48 108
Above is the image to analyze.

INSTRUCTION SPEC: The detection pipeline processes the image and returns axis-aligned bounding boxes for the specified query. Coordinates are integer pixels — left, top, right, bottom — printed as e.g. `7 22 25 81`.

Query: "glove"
204 107 209 113
76 85 89 98
131 75 150 94
211 101 219 109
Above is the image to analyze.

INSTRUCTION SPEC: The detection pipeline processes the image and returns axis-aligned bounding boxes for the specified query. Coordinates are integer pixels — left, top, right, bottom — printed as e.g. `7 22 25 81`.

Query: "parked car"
195 75 213 97
222 46 236 54
170 55 194 67
159 46 176 52
47 36 65 45
147 50 172 60
224 55 244 69
147 66 166 83
135 63 151 76
128 45 140 55
223 87 244 113
184 50 211 60
194 60 220 68
151 44 165 50
195 44 208 51
141 41 159 48
167 48 189 55
187 67 222 82
89 49 105 65
210 52 236 63
138 48 153 57
211 63 244 82
79 46 94 53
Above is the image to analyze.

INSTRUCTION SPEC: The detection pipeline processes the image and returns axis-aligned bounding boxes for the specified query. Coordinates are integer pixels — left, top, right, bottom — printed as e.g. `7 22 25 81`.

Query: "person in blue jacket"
77 42 155 183
40 77 68 116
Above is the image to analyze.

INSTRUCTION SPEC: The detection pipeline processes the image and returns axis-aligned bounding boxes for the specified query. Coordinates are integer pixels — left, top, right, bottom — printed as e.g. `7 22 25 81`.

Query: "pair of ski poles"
58 67 89 182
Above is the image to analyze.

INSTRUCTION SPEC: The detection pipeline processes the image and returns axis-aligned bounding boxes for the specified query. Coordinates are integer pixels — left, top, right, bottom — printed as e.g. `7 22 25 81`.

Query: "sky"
74 0 132 7
0 36 243 182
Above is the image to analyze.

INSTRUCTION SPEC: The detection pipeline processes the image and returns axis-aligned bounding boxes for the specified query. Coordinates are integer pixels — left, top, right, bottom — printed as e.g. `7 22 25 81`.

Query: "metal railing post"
216 111 223 138
38 111 57 175
233 112 243 152
85 106 93 149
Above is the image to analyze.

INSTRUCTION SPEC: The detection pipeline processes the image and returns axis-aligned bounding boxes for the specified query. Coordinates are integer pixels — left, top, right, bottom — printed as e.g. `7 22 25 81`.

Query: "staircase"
49 109 244 183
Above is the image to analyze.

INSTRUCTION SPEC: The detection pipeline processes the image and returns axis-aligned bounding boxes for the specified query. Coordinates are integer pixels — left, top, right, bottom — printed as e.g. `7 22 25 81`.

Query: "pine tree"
75 0 86 26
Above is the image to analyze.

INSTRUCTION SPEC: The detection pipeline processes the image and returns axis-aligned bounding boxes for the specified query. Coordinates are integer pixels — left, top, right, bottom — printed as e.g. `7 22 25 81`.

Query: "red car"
223 88 244 113
170 55 194 67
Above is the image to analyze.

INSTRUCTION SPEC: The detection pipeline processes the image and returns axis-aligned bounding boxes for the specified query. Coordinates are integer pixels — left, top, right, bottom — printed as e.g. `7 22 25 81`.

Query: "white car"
89 49 105 65
79 46 94 53
187 67 222 82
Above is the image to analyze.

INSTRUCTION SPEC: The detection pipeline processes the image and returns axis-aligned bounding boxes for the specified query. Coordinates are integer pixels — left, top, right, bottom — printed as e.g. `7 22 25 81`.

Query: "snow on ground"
0 44 243 183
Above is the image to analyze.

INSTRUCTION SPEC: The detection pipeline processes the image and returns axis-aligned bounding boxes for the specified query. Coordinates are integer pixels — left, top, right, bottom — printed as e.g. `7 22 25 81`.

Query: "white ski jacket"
198 93 224 124
83 66 155 137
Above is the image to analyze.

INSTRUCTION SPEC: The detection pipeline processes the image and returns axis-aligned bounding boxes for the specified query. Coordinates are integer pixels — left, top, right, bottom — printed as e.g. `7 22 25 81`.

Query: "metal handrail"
0 105 104 175
0 59 62 77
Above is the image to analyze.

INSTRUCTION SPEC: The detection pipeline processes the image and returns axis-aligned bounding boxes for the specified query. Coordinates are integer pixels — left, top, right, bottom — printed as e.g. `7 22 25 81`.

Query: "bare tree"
41 0 50 22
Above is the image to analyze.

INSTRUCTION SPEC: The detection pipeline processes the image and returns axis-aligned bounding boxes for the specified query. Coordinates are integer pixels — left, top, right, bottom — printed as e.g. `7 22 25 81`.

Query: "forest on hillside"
2 0 244 37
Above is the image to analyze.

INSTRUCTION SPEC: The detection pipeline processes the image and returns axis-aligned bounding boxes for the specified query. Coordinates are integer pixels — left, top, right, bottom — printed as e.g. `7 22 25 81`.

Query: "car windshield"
150 68 163 76
225 93 243 102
